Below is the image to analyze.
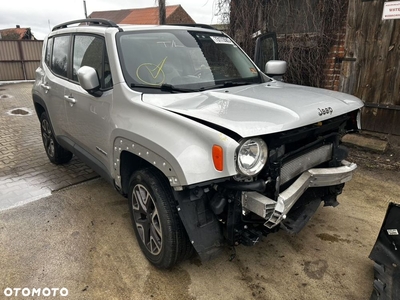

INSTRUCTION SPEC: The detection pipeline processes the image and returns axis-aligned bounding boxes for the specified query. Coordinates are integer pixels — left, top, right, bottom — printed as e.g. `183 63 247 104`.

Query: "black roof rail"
52 18 122 32
169 24 219 30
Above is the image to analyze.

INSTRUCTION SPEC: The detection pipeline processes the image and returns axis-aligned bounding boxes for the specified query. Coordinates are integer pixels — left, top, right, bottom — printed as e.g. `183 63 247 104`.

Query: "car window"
51 35 70 78
45 37 53 67
117 30 261 92
72 35 112 89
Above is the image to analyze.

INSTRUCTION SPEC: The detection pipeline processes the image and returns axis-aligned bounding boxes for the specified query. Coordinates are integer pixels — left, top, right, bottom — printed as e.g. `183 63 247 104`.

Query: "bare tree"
216 0 348 88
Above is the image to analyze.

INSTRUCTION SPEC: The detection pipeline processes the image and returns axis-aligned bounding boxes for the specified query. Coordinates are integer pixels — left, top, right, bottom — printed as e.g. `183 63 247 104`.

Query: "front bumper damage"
242 160 357 229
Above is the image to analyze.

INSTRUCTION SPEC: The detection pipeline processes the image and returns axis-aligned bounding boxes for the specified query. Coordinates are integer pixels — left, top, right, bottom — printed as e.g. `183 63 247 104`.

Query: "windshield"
117 30 262 92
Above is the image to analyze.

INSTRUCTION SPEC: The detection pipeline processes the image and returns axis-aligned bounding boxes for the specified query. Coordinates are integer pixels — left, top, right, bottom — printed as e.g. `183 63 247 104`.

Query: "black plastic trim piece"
220 179 266 193
57 136 111 184
52 18 122 32
168 24 218 30
369 202 400 300
32 94 47 120
74 144 112 184
173 189 224 261
56 136 75 153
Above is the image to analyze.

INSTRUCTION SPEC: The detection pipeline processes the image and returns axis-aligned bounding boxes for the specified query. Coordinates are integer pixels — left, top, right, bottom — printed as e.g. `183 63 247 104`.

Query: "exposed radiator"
280 144 333 185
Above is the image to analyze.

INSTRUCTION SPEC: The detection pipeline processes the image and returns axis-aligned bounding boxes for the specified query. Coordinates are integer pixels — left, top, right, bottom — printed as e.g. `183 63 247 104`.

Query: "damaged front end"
175 111 360 260
241 159 356 230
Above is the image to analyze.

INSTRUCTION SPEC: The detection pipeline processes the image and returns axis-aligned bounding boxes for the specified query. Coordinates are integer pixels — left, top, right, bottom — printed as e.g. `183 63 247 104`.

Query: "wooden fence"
0 40 43 81
340 0 400 135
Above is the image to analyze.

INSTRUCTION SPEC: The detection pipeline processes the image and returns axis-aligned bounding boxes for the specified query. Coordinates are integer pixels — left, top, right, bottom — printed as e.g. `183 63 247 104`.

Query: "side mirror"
265 60 287 79
77 66 103 97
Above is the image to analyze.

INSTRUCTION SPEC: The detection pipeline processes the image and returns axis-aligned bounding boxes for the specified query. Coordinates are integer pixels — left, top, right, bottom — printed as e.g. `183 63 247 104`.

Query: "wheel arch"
114 137 186 196
119 150 155 195
32 94 47 120
117 140 225 262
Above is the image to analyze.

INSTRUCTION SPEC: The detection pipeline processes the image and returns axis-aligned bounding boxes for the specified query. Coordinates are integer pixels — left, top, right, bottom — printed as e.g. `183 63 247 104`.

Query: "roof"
89 5 195 25
88 9 132 23
0 27 36 40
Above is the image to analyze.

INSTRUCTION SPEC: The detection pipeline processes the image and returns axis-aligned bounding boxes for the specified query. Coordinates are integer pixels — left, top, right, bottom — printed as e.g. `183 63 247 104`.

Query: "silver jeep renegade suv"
32 19 364 268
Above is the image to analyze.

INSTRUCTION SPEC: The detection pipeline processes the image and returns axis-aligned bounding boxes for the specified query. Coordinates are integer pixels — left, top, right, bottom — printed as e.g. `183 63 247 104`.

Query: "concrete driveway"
1 161 400 299
1 83 400 299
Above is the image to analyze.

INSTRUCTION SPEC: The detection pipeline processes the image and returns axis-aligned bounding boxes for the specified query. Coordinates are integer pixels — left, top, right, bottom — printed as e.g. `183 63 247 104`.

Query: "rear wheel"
40 112 73 164
128 168 193 269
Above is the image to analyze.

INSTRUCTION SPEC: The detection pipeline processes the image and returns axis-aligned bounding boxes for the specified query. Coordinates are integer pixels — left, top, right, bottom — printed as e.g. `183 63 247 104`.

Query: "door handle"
40 83 51 91
64 95 76 104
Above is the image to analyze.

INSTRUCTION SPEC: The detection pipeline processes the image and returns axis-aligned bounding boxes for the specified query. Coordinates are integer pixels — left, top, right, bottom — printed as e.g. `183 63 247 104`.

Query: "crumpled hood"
142 81 364 137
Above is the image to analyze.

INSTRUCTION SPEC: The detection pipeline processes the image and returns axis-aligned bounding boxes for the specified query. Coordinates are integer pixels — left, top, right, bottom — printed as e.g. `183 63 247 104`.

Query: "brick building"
0 26 36 40
89 5 195 25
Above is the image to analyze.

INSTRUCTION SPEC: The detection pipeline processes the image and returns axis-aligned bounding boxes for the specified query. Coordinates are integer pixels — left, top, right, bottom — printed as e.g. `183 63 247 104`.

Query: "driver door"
64 34 113 169
254 32 279 72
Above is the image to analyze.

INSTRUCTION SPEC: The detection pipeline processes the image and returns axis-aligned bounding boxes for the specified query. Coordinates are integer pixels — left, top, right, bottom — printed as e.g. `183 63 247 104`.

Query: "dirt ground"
348 132 400 173
1 143 400 300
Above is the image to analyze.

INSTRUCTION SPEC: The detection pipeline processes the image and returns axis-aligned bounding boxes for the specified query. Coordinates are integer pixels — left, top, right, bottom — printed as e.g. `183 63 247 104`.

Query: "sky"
1 0 221 40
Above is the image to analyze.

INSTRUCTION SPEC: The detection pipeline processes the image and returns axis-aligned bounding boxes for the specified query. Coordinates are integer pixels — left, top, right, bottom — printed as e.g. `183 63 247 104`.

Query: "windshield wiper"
131 81 256 93
197 81 255 91
221 81 255 87
160 83 198 93
130 83 197 93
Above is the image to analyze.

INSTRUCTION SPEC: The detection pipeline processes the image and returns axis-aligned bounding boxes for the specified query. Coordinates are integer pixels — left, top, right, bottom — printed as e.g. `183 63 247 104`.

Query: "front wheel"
128 168 193 269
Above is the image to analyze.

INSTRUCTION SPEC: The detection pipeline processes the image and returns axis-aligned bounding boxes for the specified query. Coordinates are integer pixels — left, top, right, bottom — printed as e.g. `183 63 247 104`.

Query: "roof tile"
0 28 34 40
88 5 194 25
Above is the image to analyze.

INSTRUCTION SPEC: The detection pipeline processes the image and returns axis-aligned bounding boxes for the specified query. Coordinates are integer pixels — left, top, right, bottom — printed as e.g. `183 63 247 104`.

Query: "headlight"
356 109 362 130
237 138 268 176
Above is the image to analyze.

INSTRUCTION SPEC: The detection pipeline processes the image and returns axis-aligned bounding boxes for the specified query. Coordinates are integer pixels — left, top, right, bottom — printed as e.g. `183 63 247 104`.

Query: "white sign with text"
382 1 400 20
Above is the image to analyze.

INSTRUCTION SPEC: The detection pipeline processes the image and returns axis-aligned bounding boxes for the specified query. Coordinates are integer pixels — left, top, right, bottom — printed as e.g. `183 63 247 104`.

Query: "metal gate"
0 40 43 81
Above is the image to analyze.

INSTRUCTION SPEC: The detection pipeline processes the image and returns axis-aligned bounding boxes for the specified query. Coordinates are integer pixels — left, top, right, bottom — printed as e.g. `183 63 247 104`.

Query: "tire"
128 168 193 269
40 112 73 164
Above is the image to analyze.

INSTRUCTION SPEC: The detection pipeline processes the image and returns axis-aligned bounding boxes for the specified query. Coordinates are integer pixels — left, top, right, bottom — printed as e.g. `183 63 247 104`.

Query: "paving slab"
343 133 388 153
0 82 98 210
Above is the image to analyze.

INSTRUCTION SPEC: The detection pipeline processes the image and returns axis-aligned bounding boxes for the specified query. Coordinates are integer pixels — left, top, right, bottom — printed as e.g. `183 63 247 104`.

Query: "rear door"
41 35 71 136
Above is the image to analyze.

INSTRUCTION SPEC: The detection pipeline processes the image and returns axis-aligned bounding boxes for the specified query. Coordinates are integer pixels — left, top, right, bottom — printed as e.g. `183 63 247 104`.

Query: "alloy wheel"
131 184 162 255
41 119 55 158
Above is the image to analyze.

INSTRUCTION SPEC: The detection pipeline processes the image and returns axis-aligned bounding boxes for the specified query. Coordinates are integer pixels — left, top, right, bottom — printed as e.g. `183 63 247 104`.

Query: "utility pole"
83 0 88 18
158 0 166 25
